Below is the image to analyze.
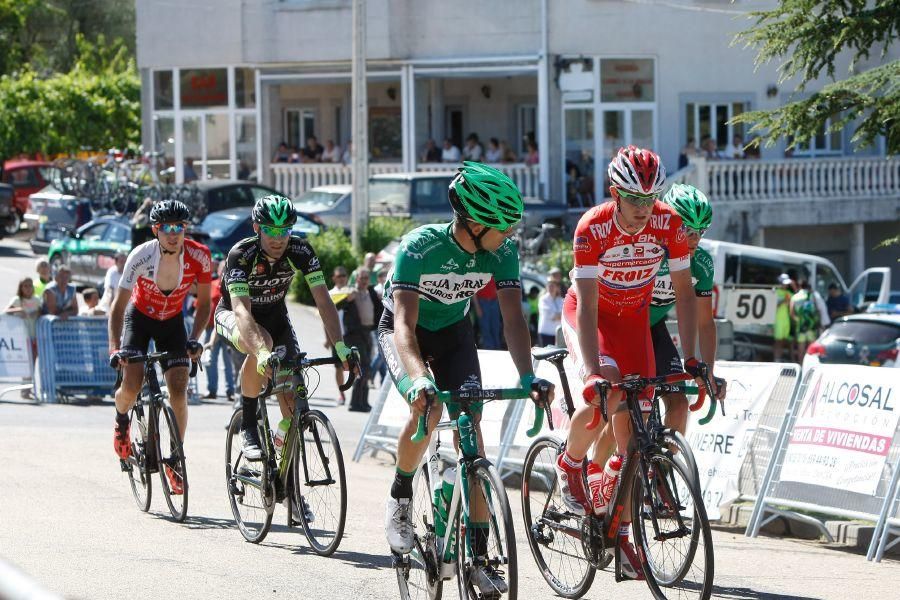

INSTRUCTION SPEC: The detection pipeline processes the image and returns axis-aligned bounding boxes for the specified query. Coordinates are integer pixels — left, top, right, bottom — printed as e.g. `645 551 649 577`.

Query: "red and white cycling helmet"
607 145 666 195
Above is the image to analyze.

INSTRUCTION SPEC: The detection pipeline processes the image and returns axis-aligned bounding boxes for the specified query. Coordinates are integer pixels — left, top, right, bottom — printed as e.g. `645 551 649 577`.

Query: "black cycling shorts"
650 320 684 379
120 303 189 371
215 302 300 365
377 309 481 416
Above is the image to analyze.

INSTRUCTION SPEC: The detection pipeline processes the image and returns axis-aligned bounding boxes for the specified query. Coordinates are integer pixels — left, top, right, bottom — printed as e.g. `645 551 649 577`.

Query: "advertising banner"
779 364 899 496
0 315 32 379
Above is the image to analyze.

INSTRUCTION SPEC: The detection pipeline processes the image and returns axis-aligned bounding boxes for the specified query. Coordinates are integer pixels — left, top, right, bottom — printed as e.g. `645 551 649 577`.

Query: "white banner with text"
0 315 32 379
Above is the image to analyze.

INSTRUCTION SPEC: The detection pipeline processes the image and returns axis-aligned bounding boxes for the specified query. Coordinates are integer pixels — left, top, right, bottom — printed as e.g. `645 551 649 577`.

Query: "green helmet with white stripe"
663 183 712 231
252 194 297 227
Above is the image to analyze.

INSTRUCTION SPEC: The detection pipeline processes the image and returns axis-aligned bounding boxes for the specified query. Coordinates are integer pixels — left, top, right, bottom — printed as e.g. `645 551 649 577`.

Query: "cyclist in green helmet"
648 183 726 436
379 162 552 593
216 194 354 460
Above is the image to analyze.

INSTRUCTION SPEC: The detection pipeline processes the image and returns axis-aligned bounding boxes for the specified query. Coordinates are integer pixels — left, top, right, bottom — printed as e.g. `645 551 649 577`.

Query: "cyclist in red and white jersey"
108 200 211 493
555 146 708 578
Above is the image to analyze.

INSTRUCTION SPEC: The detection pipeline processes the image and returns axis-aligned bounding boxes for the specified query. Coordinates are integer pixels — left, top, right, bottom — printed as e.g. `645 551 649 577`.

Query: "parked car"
1 159 60 234
368 171 567 230
197 206 324 260
0 183 16 237
803 307 900 371
293 185 351 229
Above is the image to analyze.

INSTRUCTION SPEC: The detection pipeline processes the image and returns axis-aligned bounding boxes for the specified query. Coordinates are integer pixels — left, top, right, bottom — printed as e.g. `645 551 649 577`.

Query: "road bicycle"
225 350 359 555
394 381 551 600
114 351 198 522
522 346 717 600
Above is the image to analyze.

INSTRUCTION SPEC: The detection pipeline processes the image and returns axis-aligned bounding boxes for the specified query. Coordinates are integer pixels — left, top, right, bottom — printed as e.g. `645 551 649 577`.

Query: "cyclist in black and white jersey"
216 194 352 459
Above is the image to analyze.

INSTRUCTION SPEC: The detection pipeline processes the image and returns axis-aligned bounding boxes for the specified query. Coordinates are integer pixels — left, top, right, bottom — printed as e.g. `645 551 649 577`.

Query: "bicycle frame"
116 352 172 474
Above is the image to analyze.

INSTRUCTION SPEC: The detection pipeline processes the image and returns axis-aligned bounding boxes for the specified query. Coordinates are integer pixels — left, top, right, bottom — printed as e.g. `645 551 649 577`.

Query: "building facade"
136 0 899 281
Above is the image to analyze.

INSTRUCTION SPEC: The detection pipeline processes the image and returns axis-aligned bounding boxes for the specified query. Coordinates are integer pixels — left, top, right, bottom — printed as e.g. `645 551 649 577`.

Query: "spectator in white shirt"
99 251 127 313
485 138 502 163
462 133 483 161
441 138 461 163
537 280 564 346
724 135 745 159
321 139 342 163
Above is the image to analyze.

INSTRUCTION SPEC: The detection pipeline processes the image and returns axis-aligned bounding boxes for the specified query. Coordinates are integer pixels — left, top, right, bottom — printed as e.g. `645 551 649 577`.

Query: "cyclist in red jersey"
108 200 211 493
555 146 708 578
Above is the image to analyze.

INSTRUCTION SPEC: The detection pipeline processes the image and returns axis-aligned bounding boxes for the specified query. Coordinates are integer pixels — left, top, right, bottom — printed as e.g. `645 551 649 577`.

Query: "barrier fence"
355 352 900 561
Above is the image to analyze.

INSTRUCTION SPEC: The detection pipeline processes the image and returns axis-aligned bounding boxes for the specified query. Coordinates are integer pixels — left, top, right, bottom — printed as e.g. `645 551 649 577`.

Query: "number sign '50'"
724 288 777 325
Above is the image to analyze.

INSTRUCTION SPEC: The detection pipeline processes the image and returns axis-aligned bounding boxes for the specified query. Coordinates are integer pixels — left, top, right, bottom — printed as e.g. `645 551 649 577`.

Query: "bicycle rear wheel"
292 410 347 556
126 404 152 512
158 405 188 522
631 452 714 600
456 459 517 600
521 437 595 598
225 409 274 542
659 429 700 491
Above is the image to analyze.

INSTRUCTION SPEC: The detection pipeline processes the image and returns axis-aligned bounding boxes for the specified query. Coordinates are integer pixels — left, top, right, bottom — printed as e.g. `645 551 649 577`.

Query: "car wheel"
3 211 21 236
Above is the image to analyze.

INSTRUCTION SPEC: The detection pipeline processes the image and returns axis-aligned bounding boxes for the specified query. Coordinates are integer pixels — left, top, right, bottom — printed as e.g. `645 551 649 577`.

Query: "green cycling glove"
334 340 352 363
255 348 273 376
405 375 436 404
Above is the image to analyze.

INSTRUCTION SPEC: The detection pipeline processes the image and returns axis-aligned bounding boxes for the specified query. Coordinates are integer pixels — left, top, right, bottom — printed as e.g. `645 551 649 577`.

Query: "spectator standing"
79 288 105 316
183 158 199 182
421 139 441 162
701 136 721 159
342 267 383 412
499 140 517 163
537 279 564 346
200 263 235 401
322 140 342 163
462 133 483 161
328 266 353 404
678 138 699 170
791 280 821 358
472 278 502 349
99 251 128 313
42 265 78 320
351 252 379 286
5 277 41 359
485 138 502 163
773 273 794 361
33 259 52 299
441 138 461 163
724 135 745 159
301 136 325 162
826 283 852 321
273 143 291 163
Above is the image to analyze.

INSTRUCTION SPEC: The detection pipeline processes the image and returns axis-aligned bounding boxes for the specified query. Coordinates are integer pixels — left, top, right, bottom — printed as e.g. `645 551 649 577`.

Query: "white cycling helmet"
607 145 667 195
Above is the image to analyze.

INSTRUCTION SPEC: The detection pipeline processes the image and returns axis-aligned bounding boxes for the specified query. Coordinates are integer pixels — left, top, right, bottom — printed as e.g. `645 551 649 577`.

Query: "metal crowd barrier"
35 316 116 403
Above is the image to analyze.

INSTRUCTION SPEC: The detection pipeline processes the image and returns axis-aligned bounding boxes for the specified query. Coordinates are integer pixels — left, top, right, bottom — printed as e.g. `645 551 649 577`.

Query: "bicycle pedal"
391 551 410 570
119 459 132 473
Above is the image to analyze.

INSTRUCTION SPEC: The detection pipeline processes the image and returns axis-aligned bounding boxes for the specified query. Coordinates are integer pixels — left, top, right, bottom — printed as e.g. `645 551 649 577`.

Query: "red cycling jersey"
570 200 689 316
119 239 212 320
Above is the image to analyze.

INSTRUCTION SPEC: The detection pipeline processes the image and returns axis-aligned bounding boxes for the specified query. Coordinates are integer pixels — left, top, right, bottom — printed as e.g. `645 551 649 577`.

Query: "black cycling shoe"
240 428 263 461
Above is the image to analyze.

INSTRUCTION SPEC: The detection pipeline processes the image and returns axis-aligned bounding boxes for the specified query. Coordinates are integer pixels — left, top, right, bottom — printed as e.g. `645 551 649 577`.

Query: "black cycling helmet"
252 194 297 227
149 200 191 224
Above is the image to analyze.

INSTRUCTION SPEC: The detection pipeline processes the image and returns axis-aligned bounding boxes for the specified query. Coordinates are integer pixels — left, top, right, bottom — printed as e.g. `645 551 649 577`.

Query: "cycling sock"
561 450 582 470
241 396 258 431
390 468 415 499
115 410 129 427
472 523 489 557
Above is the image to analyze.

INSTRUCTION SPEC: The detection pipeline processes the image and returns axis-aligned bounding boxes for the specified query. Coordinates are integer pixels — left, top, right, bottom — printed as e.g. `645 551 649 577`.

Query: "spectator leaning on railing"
42 265 78 320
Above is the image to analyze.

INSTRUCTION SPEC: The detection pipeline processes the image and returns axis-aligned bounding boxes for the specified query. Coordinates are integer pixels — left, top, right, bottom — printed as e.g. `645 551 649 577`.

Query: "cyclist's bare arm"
232 295 269 356
393 289 430 413
310 284 350 370
697 293 722 397
672 268 698 358
497 287 536 379
108 289 131 354
574 279 602 378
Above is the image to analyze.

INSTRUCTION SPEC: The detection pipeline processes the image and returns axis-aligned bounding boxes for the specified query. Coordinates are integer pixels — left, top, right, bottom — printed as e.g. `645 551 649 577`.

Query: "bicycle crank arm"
538 515 583 540
654 526 692 542
303 478 336 486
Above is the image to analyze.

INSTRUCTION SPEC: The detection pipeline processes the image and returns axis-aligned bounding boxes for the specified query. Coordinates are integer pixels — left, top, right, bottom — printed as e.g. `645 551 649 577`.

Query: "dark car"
28 179 299 255
804 309 900 371
197 206 324 260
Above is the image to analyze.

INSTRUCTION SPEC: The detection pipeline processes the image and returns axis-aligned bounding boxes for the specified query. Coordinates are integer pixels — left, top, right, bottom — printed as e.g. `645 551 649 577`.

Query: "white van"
698 239 892 360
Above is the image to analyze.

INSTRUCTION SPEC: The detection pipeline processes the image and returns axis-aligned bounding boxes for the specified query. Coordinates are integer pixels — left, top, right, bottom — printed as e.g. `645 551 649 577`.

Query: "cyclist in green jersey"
378 162 552 593
648 184 725 435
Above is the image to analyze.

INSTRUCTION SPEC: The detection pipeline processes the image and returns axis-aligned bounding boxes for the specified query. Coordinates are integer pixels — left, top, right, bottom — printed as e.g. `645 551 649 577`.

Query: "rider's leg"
114 363 145 414
163 366 191 439
662 392 689 436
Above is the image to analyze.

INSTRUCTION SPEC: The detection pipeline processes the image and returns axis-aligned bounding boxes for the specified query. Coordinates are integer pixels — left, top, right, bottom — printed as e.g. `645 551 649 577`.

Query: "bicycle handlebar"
259 348 361 398
583 370 714 431
410 385 551 443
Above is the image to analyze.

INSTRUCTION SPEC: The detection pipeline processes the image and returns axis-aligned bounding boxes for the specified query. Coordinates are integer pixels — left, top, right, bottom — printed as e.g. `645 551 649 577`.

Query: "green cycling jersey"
649 245 714 326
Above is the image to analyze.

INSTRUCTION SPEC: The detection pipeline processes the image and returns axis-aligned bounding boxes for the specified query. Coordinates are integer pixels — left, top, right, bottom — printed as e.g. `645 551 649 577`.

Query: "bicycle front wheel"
631 452 714 600
225 408 274 543
456 459 517 600
293 410 347 556
521 437 595 598
659 429 700 492
158 405 188 522
398 461 442 600
126 404 152 512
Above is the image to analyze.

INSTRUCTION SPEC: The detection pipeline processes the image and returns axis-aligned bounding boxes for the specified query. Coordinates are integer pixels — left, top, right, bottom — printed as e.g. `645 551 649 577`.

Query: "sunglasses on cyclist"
683 226 709 238
615 188 658 207
259 224 292 238
158 223 186 234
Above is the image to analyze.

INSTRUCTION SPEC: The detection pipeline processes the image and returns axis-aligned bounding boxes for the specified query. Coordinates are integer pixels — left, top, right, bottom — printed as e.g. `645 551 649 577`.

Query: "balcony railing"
687 156 900 202
271 162 541 198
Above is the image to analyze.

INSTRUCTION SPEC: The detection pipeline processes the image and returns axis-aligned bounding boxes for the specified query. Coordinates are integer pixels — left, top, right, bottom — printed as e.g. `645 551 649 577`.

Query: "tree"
732 1 899 154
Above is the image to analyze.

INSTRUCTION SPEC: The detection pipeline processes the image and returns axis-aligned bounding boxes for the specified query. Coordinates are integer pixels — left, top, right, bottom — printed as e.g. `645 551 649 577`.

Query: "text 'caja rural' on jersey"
649 246 714 326
382 223 521 331
570 201 689 316
119 238 212 320
220 235 326 314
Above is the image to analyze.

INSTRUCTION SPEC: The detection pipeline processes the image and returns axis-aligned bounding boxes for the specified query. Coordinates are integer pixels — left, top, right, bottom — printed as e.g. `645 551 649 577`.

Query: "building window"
685 101 749 154
517 104 537 156
180 68 228 109
285 109 317 152
600 59 654 102
793 117 843 157
153 71 173 110
235 68 256 109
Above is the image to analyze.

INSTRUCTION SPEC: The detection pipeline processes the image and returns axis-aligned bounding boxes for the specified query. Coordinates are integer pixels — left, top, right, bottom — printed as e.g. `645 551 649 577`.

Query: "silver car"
293 185 352 229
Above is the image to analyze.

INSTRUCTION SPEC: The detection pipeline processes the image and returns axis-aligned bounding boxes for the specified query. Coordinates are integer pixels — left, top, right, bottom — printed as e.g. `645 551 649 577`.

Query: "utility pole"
351 0 369 250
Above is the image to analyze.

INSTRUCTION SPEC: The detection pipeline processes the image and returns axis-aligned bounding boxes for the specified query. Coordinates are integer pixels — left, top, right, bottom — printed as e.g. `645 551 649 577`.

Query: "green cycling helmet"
252 194 297 227
664 183 712 231
449 161 524 232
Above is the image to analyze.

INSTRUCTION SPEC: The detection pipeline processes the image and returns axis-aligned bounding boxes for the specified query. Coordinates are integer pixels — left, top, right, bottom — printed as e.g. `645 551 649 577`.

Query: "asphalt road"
1 233 899 600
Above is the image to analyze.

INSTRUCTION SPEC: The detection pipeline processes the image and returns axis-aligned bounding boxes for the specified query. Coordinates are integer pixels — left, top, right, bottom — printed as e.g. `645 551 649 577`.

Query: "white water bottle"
273 418 291 456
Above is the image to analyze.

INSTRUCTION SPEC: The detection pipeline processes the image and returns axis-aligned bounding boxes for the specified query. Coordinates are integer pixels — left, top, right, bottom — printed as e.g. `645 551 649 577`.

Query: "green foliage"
732 1 899 154
360 217 418 255
291 228 360 305
0 35 140 157
530 238 573 285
